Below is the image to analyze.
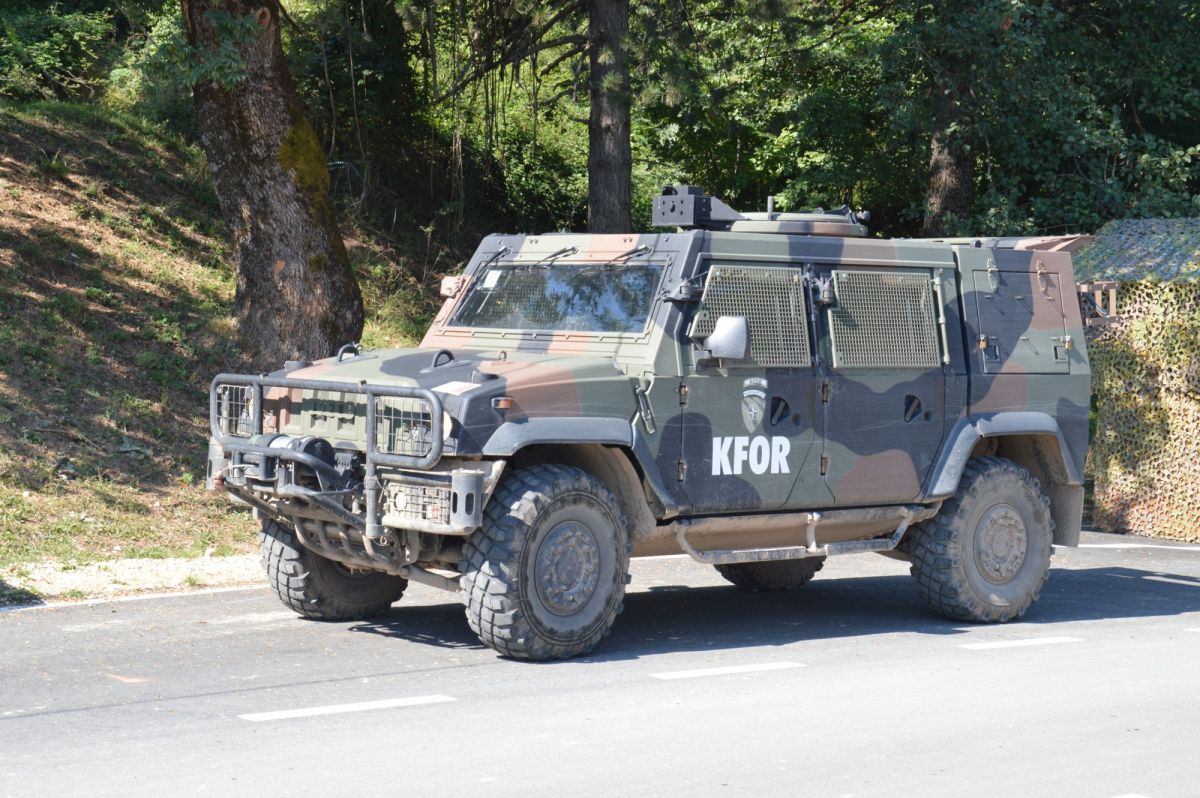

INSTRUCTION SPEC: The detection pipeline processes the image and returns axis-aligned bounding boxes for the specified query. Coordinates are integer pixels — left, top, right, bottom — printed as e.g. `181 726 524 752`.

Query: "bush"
0 4 117 101
102 8 195 134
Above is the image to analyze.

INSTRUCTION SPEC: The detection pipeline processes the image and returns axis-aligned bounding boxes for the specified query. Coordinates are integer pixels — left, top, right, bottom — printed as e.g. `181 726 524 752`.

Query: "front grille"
386 482 451 525
375 397 434 457
215 385 253 437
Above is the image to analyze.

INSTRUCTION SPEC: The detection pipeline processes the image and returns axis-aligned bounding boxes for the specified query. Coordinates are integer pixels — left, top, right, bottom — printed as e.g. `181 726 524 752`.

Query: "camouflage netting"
1086 281 1200 542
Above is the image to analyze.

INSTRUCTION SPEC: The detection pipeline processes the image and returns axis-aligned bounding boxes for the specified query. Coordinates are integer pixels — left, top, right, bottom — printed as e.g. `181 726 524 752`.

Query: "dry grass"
0 102 438 594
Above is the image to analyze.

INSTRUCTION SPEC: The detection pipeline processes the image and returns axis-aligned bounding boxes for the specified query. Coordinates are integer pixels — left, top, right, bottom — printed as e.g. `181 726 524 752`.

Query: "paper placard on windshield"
481 269 502 289
433 381 480 396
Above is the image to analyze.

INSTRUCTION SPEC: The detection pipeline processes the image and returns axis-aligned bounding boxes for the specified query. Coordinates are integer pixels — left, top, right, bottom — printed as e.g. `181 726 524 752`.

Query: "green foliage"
0 3 117 101
102 8 196 132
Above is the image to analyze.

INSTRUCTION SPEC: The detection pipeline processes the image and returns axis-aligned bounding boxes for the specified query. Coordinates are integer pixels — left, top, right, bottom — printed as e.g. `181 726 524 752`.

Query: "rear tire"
909 456 1053 623
715 557 825 591
259 519 407 620
461 465 630 660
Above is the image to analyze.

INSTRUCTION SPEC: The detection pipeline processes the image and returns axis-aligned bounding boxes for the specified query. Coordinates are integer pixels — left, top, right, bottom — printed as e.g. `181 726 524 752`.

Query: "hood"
277 348 638 455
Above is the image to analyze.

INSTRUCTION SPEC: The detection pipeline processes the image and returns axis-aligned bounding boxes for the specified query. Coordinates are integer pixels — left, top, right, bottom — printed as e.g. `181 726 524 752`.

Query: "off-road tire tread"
460 464 630 661
259 520 407 621
909 456 1053 623
714 557 825 591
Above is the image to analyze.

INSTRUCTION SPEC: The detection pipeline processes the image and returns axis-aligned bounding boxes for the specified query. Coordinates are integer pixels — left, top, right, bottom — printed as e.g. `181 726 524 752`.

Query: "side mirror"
439 275 464 298
699 316 750 362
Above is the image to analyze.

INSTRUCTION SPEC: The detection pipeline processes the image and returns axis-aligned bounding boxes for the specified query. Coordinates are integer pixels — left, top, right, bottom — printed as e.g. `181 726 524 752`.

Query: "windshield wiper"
531 245 579 268
580 244 653 273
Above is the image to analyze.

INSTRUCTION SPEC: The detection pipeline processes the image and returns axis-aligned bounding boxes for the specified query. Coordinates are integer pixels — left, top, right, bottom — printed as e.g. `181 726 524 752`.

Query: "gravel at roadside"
0 554 263 606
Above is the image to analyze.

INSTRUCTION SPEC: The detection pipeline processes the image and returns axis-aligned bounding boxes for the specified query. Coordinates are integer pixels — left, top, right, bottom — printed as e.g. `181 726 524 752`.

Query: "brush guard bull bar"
209 374 445 542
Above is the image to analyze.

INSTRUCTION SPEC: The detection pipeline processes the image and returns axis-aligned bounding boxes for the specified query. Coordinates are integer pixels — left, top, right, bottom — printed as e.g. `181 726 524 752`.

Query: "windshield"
448 261 664 333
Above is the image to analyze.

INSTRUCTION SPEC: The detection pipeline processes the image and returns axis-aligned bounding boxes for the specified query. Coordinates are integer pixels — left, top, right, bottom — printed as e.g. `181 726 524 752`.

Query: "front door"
677 262 830 513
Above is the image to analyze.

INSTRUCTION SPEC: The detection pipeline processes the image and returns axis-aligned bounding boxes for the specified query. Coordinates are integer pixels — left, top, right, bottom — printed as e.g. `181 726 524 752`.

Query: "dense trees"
3 1 1198 327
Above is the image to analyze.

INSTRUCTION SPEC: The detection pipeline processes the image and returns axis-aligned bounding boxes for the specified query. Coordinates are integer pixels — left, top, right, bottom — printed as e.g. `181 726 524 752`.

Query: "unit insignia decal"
741 377 768 432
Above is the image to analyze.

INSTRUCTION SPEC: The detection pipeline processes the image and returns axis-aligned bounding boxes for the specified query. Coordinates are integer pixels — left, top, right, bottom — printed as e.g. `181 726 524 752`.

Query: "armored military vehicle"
208 185 1091 660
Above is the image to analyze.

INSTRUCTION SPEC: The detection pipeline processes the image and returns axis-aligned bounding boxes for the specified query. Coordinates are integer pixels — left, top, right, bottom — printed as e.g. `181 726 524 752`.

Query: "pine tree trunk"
587 0 631 233
183 1 363 370
921 81 974 237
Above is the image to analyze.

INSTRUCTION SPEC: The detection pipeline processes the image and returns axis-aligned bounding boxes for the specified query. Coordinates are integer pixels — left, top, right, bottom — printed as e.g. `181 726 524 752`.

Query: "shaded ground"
0 101 436 575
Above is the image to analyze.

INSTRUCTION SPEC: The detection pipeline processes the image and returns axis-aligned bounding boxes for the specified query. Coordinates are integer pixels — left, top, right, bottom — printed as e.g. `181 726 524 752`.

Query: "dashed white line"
650 661 804 680
208 611 298 626
1142 575 1200 588
239 694 456 722
1079 543 1200 551
1185 628 1200 633
960 636 1083 651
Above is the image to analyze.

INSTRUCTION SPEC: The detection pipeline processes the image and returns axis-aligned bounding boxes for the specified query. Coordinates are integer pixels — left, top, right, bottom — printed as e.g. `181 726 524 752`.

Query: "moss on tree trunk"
183 0 363 370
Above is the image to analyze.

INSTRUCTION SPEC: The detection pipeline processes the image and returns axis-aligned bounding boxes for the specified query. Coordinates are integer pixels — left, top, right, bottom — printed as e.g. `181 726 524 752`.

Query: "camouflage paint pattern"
215 222 1091 542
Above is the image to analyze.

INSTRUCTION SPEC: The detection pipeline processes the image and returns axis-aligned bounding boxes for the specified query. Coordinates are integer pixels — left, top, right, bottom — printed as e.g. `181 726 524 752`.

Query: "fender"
481 417 634 455
924 411 1083 501
481 417 682 519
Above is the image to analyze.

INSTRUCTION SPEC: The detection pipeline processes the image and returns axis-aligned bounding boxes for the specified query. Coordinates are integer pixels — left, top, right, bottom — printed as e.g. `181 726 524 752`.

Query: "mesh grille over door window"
689 266 811 367
827 270 940 368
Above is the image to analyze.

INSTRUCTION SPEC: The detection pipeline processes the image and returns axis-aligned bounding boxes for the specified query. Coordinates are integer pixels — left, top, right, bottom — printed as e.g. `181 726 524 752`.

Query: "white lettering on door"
710 436 790 476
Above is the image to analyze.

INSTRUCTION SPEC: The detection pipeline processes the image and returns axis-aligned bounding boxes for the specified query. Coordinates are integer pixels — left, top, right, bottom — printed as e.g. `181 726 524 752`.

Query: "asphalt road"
3 530 1200 798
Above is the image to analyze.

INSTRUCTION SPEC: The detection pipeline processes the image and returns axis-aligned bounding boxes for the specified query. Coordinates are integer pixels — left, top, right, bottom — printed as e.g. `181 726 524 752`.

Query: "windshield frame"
444 257 670 337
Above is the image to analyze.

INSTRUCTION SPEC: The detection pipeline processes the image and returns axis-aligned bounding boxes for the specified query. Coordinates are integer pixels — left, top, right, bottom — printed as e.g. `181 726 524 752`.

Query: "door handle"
769 396 791 426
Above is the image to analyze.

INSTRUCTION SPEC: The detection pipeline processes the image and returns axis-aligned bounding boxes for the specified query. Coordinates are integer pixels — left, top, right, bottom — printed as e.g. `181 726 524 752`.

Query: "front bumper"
209 373 456 539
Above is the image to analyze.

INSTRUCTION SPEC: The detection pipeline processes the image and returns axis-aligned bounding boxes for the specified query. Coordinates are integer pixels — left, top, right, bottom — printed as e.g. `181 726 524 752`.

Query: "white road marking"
1186 628 1200 633
1079 543 1200 551
650 661 804 680
0 585 265 614
1142 575 1200 588
239 695 456 722
60 619 134 633
208 611 298 625
960 636 1083 651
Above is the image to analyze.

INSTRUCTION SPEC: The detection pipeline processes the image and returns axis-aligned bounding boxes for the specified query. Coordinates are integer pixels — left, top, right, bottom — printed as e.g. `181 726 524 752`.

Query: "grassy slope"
0 102 431 598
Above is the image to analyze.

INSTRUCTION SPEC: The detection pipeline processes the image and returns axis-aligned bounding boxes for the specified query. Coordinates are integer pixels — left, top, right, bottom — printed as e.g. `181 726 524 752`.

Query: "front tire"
461 465 630 660
715 557 825 591
909 456 1053 623
259 519 408 620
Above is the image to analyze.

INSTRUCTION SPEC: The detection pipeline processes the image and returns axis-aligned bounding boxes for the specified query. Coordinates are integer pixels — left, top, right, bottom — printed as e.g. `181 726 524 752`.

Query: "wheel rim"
974 503 1028 584
534 520 601 616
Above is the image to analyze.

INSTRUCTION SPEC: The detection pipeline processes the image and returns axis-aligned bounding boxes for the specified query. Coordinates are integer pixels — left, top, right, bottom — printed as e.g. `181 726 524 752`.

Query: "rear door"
957 248 1072 375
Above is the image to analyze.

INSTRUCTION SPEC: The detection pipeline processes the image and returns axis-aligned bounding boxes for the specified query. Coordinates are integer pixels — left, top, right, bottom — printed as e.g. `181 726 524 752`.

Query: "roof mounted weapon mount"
652 184 869 238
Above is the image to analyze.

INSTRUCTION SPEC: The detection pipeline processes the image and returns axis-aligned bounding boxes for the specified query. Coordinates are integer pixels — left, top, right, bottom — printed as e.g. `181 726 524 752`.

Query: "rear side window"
689 265 812 367
827 270 940 368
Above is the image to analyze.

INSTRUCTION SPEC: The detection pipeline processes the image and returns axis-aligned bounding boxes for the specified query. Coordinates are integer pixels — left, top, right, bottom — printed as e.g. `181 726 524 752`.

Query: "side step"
673 505 933 566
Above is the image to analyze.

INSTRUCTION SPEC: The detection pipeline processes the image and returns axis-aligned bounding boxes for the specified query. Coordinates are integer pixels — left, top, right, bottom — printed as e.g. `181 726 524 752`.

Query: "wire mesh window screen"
375 397 434 457
828 270 940 368
690 266 811 366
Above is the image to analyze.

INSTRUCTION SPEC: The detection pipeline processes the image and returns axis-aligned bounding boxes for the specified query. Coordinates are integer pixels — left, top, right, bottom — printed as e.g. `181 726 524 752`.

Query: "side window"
688 265 811 367
827 269 941 368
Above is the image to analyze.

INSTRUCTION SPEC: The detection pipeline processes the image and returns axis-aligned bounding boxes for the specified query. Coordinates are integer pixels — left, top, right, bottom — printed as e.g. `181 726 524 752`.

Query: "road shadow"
347 565 1200 661
347 602 486 651
0 577 43 608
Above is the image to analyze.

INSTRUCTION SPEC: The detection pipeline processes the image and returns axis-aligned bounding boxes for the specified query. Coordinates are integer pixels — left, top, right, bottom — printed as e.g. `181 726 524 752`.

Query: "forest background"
0 0 1197 589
